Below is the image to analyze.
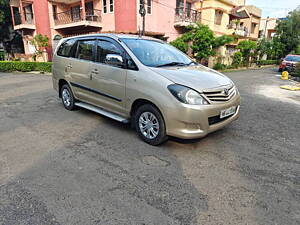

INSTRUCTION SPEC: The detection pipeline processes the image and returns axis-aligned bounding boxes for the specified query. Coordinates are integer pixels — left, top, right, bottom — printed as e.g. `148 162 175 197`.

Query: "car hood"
150 65 233 92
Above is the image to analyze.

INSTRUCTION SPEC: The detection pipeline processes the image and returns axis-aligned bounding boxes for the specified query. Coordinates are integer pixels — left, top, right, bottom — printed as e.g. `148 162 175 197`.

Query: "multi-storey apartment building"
9 0 261 61
9 0 198 58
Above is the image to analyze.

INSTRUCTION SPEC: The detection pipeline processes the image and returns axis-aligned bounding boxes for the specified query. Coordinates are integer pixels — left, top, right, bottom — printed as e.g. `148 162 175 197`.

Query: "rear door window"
75 39 96 61
57 39 77 57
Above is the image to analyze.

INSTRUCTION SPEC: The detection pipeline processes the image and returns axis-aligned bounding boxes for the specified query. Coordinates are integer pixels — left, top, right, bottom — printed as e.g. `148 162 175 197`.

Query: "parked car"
52 34 240 145
279 54 300 72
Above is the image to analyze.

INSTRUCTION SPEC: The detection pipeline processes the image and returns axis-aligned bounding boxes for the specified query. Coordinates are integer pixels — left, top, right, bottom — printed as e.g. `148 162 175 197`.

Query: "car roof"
62 33 163 42
286 54 300 57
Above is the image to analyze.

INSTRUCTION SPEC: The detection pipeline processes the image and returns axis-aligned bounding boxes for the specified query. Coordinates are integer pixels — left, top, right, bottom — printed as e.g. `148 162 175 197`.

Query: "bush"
213 63 227 71
256 60 279 66
232 52 242 68
0 61 52 73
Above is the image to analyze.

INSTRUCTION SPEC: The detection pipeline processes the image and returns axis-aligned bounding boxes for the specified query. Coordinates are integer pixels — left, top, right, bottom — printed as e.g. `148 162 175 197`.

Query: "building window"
140 0 152 14
109 0 114 12
251 23 257 34
103 0 107 13
214 10 223 25
52 5 57 20
146 0 151 14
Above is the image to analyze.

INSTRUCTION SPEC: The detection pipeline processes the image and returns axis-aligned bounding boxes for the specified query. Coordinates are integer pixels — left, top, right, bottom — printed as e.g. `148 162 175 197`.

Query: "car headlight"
167 84 208 105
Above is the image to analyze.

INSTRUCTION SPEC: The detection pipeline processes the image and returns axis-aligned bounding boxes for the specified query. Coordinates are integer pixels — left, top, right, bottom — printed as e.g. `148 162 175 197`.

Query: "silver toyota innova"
52 34 240 145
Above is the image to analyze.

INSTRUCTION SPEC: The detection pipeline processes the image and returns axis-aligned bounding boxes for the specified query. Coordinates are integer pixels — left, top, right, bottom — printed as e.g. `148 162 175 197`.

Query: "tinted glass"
96 40 122 64
76 40 95 61
285 55 300 62
57 39 76 57
121 38 192 67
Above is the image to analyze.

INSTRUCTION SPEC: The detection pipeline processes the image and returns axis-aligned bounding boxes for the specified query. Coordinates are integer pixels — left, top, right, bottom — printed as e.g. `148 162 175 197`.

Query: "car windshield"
285 55 300 62
121 38 193 67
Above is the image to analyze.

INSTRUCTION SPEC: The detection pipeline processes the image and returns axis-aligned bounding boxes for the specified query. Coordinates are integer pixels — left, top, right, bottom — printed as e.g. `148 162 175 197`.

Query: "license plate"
220 106 236 119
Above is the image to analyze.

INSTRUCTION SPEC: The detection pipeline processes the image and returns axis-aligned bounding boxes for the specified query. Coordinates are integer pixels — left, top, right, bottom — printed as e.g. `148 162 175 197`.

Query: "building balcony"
174 7 200 27
228 23 249 37
53 9 102 30
13 12 35 30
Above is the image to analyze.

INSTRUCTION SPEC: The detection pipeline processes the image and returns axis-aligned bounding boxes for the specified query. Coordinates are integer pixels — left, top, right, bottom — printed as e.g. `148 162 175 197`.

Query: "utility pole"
199 0 203 23
264 16 269 39
139 0 146 36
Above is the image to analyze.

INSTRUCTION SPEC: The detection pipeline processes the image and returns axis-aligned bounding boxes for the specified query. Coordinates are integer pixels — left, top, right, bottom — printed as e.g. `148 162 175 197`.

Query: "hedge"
256 60 279 66
0 61 52 73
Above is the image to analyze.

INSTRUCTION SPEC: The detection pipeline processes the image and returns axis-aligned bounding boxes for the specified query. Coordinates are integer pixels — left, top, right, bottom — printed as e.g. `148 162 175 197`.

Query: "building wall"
114 0 136 33
259 18 277 39
197 0 234 36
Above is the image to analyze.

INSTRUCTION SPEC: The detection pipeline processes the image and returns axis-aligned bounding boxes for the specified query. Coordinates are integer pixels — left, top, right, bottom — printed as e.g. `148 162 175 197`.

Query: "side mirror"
105 54 124 67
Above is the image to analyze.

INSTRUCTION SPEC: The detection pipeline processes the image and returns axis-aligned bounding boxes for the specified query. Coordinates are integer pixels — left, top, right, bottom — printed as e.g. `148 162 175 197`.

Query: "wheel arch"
130 98 165 120
58 79 69 98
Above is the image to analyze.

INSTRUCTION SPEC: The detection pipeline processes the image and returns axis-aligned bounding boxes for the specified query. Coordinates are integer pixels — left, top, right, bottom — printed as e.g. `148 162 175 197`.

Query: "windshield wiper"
156 62 187 67
156 61 197 67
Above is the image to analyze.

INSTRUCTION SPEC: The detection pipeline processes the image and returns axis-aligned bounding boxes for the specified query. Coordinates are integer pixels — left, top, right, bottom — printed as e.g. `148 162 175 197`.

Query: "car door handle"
91 69 99 74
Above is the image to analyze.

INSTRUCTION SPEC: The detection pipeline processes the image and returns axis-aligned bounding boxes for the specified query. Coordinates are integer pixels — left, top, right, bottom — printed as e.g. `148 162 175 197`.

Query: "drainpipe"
183 0 186 14
81 0 86 20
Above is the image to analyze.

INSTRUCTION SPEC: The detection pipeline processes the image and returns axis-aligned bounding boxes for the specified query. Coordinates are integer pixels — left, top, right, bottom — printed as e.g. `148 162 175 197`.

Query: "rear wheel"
134 104 168 146
60 84 76 110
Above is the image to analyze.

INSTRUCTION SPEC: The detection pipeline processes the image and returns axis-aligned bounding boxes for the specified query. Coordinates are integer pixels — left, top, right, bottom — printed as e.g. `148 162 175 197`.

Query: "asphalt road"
0 68 299 225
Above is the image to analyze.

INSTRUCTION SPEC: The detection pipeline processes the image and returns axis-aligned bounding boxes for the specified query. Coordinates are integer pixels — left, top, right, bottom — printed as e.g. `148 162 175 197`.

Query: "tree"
236 40 257 66
30 34 49 61
275 9 300 57
256 38 272 59
170 23 233 61
0 0 12 45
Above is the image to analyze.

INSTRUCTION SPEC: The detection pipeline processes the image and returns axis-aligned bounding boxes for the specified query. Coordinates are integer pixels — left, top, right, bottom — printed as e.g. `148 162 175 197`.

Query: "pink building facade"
9 0 199 60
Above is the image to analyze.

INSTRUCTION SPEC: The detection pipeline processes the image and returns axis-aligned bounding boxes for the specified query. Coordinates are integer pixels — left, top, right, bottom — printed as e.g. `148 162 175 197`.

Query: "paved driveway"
0 68 299 225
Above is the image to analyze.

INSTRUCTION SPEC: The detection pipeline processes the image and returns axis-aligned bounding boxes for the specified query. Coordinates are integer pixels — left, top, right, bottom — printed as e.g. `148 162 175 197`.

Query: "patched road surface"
0 68 299 225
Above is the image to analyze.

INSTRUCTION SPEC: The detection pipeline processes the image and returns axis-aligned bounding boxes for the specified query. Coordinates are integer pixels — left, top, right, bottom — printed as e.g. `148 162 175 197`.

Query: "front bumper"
164 94 240 139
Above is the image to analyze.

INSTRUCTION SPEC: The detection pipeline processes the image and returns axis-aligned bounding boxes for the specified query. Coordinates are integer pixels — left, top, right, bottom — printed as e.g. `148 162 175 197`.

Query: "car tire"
60 84 76 110
134 104 168 146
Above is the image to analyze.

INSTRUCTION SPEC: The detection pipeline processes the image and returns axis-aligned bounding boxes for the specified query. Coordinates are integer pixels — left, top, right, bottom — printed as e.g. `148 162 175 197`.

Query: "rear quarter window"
57 39 77 57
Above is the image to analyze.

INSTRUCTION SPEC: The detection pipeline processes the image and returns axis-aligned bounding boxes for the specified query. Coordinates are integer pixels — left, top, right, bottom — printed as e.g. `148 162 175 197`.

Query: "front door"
89 38 127 116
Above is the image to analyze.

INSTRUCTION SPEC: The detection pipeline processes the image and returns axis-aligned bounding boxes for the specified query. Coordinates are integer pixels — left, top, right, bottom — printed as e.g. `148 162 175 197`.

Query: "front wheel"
134 104 168 146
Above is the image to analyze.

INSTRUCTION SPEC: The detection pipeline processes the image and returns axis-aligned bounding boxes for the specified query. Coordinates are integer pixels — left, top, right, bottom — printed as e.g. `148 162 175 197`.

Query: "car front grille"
203 85 236 103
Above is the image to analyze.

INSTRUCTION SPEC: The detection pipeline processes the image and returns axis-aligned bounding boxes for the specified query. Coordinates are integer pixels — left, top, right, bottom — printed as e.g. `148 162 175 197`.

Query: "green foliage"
275 9 300 57
213 63 227 70
237 40 257 66
0 0 12 43
213 35 234 49
231 51 242 68
256 38 273 59
0 61 52 73
170 23 233 61
30 34 49 61
256 60 279 66
170 38 188 53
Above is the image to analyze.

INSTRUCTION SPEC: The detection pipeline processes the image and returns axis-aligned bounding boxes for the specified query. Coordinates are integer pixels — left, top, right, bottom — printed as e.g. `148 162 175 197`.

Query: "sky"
246 0 299 18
